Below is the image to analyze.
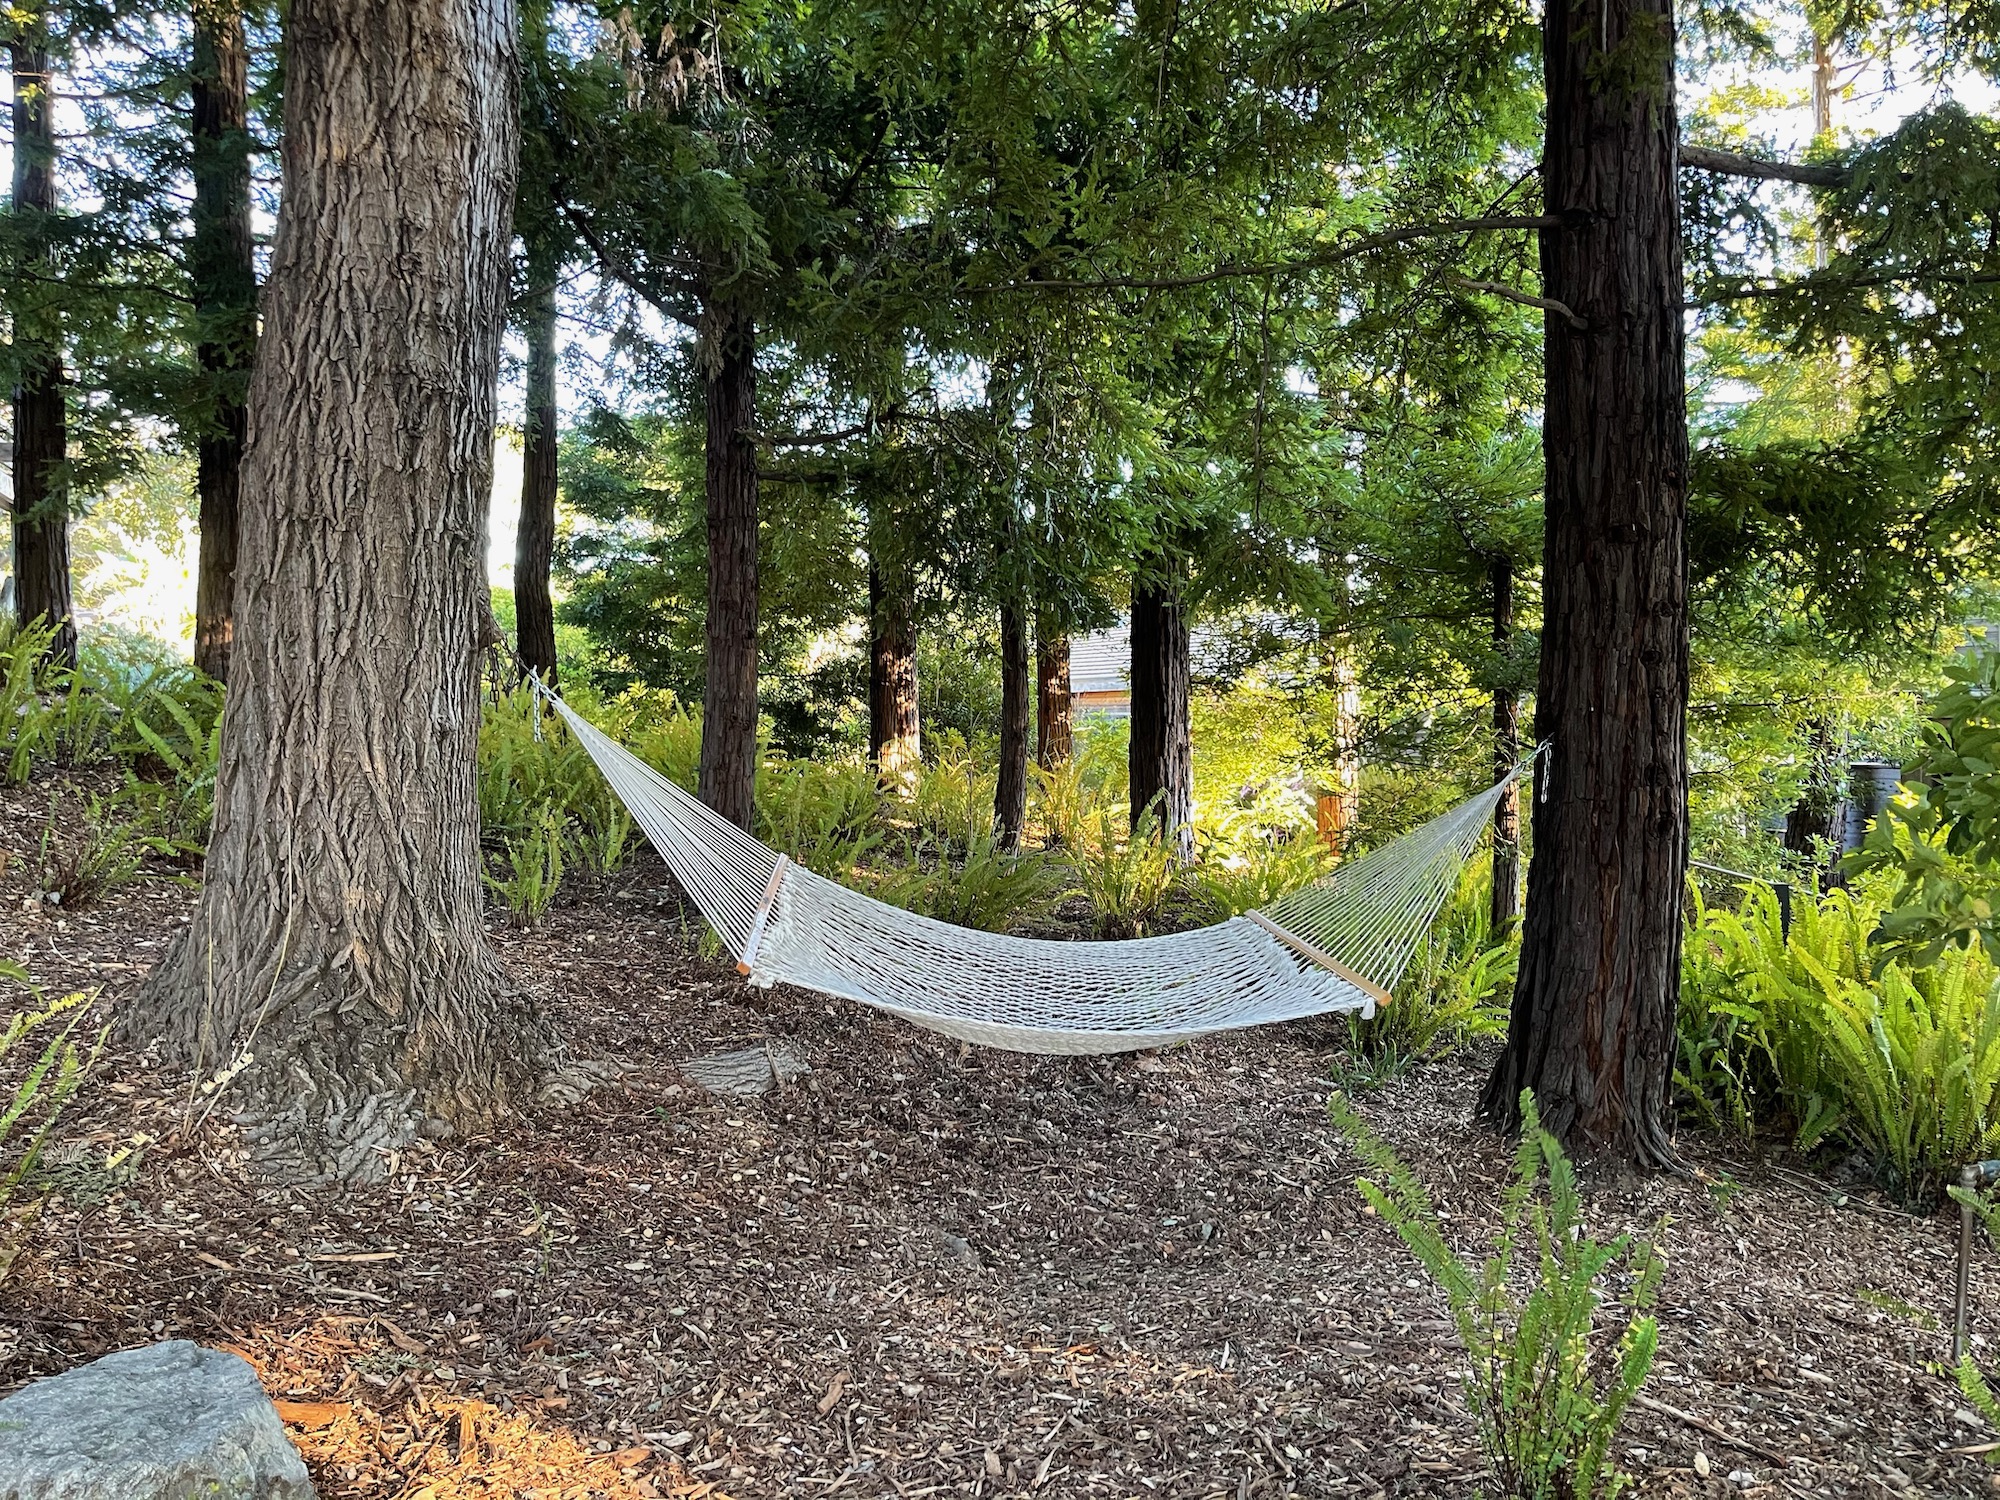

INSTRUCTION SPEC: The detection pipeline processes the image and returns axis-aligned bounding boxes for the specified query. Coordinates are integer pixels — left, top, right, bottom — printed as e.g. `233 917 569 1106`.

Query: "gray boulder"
0 1340 316 1499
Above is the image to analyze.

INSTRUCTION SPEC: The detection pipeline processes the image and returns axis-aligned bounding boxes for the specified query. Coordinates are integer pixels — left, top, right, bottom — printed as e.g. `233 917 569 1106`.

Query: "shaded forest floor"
2 788 1998 1498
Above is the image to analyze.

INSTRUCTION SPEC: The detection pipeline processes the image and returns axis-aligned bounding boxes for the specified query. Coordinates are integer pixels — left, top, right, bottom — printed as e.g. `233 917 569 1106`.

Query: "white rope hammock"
532 682 1525 1055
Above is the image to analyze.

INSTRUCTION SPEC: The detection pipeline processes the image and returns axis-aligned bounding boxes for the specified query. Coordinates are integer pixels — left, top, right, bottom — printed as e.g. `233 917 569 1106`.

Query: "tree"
133 0 542 1183
994 599 1029 846
8 4 76 665
697 301 759 827
1130 572 1193 857
1035 614 1070 770
868 556 920 789
189 0 256 681
514 265 561 683
1479 0 1689 1164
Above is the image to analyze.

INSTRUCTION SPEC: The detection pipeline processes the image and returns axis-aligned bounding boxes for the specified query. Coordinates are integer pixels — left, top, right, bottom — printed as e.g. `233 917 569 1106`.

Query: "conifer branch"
1679 144 1848 188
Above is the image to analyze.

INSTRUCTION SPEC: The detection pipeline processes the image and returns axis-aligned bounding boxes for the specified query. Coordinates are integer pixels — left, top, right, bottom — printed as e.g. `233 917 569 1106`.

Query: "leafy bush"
1337 860 1515 1084
1195 826 1336 918
1843 639 2000 968
877 830 1067 931
1331 1089 1661 1500
32 795 155 909
1680 882 2000 1200
0 619 64 782
1071 807 1186 938
0 967 103 1282
485 805 566 927
757 760 883 875
908 733 995 851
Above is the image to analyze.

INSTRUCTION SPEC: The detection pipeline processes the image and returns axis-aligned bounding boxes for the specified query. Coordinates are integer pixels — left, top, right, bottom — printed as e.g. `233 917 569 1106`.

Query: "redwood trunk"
133 0 540 1183
699 303 759 831
9 19 75 666
1129 581 1193 858
995 601 1029 848
514 273 559 684
1490 558 1523 931
190 0 255 682
1478 0 1689 1165
1035 621 1071 770
867 562 919 791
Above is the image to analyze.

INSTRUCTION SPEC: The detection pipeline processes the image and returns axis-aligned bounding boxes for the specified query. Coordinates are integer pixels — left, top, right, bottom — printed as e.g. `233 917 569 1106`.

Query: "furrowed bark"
867 561 919 793
1129 580 1193 859
1035 619 1071 770
698 300 759 831
1479 0 1690 1167
190 0 255 682
514 271 559 684
9 17 75 667
133 0 543 1184
1490 557 1522 932
995 601 1029 848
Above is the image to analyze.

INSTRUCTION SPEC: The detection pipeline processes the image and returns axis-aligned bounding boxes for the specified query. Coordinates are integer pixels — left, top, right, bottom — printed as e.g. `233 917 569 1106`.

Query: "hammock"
531 681 1524 1055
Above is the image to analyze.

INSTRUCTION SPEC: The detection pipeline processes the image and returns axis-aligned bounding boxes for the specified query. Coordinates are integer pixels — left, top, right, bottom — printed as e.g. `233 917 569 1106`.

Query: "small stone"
1728 1470 1757 1488
1694 1449 1711 1478
0 1340 315 1499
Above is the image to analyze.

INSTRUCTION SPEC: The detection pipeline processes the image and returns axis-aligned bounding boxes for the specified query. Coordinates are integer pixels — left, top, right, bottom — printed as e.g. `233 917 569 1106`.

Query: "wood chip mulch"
2 783 1999 1498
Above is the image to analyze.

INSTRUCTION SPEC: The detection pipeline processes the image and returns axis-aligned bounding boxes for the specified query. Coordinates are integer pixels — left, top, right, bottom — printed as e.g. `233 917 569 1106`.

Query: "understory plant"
485 805 566 927
876 829 1066 931
1071 807 1186 938
1332 1089 1661 1500
1679 881 2000 1201
758 760 883 875
0 966 103 1283
32 794 156 909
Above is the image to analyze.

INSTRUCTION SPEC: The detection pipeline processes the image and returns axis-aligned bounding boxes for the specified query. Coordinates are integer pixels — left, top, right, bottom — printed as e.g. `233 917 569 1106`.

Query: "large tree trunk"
1490 557 1523 931
1129 579 1193 859
1035 618 1071 770
132 0 540 1184
698 301 758 831
995 601 1029 848
189 0 255 683
867 562 919 793
514 272 559 684
9 18 75 667
1478 0 1689 1165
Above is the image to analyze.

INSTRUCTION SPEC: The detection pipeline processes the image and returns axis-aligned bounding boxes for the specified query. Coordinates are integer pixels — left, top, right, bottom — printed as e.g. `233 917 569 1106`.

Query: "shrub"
876 830 1067 931
1195 825 1336 918
485 805 566 927
1071 807 1185 938
908 733 994 851
1337 860 1515 1084
757 760 883 875
1331 1089 1661 1500
1680 882 2000 1201
0 619 64 782
32 795 155 909
0 968 103 1283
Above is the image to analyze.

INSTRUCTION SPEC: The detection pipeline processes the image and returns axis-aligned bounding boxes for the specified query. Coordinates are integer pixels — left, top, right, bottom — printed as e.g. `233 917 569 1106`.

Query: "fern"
1331 1090 1660 1500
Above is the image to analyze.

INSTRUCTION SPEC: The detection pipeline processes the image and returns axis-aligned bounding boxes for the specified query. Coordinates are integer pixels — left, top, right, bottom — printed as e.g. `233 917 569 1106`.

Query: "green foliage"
1680 881 2000 1201
757 760 883 876
1338 861 1516 1085
485 806 566 929
1844 640 2000 969
876 830 1066 932
31 794 153 910
907 735 996 852
1071 808 1186 939
0 966 104 1282
0 619 64 783
1330 1090 1660 1500
1194 830 1336 918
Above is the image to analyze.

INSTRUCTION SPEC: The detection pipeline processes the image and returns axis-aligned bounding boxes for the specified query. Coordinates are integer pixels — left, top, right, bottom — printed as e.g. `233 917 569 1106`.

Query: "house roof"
1068 619 1131 696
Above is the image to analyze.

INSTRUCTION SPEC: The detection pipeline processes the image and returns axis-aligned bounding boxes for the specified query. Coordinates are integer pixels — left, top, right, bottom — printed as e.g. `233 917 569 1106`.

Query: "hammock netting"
537 685 1521 1055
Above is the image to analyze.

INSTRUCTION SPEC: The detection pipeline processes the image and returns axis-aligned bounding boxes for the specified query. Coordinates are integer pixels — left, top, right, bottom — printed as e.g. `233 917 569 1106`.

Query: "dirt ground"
3 786 1999 1499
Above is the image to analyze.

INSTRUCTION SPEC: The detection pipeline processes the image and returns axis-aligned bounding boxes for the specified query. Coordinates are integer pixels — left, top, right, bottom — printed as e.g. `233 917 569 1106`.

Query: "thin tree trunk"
514 271 559 684
1490 557 1522 932
132 0 541 1184
995 601 1029 848
1478 0 1689 1166
9 17 75 667
190 0 255 682
1317 636 1361 855
698 301 759 831
1129 579 1193 859
867 562 919 793
1035 619 1070 770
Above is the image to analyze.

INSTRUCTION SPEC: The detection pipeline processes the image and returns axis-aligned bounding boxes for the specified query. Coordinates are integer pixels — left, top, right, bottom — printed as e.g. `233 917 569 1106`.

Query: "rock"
0 1340 316 1499
681 1040 810 1097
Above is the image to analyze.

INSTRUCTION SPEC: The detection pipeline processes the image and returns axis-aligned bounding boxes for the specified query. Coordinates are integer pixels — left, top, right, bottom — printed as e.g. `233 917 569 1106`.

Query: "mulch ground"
2 777 1998 1498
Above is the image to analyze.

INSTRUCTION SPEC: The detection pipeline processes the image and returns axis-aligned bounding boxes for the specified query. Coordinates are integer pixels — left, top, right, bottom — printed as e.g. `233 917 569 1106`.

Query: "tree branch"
744 408 898 448
1695 265 2000 302
1448 274 1586 330
560 202 701 328
1680 144 1848 189
967 215 1560 294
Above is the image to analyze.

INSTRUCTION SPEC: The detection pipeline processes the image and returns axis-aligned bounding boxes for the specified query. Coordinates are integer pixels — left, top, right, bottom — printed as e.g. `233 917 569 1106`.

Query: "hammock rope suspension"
533 681 1526 1056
